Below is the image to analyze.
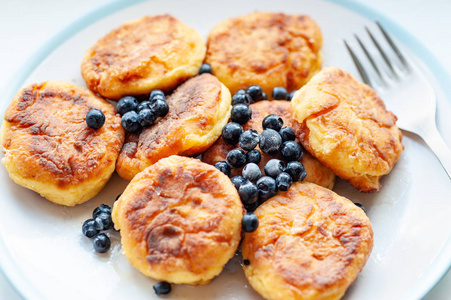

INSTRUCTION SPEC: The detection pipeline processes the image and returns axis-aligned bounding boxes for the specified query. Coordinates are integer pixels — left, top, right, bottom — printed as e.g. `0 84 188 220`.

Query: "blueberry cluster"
117 90 169 133
82 204 114 253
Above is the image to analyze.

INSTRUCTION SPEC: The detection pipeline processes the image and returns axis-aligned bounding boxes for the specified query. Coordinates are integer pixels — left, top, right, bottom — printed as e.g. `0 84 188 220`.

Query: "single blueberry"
232 93 252 106
149 94 165 104
93 204 111 219
138 108 157 127
279 126 296 142
153 281 171 295
86 109 105 129
256 176 277 202
276 172 293 191
239 129 259 151
300 171 307 181
199 63 212 75
238 180 258 205
235 89 246 95
150 99 169 118
214 161 231 177
261 91 267 100
264 159 285 178
285 161 305 182
354 203 367 214
280 141 303 162
94 212 113 231
242 212 259 232
272 87 288 100
242 163 261 182
231 175 246 190
243 259 251 266
246 85 264 102
82 219 98 238
149 90 165 100
287 90 297 101
93 233 111 253
137 100 151 112
244 201 259 212
259 129 282 154
231 104 252 124
117 96 138 116
222 122 243 145
226 148 246 168
246 149 261 164
262 114 284 131
121 111 141 132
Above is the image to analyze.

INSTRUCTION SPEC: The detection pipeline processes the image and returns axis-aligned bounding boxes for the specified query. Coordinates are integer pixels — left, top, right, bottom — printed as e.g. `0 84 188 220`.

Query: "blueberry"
238 180 258 205
86 109 105 129
82 219 98 238
214 161 231 177
232 93 252 106
272 87 288 100
138 108 156 127
279 126 296 142
261 91 267 100
243 259 250 266
226 148 246 168
285 161 305 182
354 203 367 214
150 99 169 118
276 172 293 191
222 122 243 145
149 90 165 100
256 176 277 202
235 89 246 95
231 104 252 124
94 212 113 231
93 233 111 253
231 175 246 190
117 96 138 116
153 281 171 295
93 204 111 219
244 201 259 212
149 94 165 103
246 85 263 102
239 129 259 151
137 101 151 112
246 149 261 164
287 90 297 101
280 141 303 161
242 163 261 182
259 129 282 154
121 111 141 132
199 63 212 75
264 159 285 178
262 114 284 131
242 212 259 232
300 171 307 181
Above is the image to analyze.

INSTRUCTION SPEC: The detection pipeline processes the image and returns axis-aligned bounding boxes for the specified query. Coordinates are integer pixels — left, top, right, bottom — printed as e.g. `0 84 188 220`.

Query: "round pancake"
116 74 231 180
202 100 335 189
112 155 244 285
81 15 206 100
291 67 403 193
242 182 373 300
205 12 323 98
0 81 124 206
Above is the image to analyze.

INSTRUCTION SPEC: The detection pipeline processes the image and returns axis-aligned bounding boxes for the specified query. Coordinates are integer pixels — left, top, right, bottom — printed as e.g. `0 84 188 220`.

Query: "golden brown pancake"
202 100 335 189
0 81 124 206
81 15 206 100
205 12 322 98
116 74 231 180
112 155 244 284
242 182 373 300
291 67 403 193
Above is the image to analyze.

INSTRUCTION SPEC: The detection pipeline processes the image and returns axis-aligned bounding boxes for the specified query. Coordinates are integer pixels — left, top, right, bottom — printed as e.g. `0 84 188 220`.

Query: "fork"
344 21 451 180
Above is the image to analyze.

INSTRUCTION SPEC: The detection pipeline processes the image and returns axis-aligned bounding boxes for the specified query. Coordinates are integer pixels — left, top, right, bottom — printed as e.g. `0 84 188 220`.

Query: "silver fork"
344 21 451 179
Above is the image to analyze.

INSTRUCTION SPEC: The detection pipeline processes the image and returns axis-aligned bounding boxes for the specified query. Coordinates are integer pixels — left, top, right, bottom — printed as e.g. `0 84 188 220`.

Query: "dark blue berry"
235 89 246 95
231 175 246 190
287 90 297 101
285 161 305 182
231 104 252 124
262 114 284 131
242 163 261 182
149 94 165 103
138 108 156 127
226 148 246 168
246 149 261 164
86 109 105 129
280 141 303 161
137 101 151 112
121 111 141 132
93 204 111 219
94 212 113 231
300 171 307 181
153 281 171 295
354 203 367 214
117 96 138 116
264 159 285 178
214 161 231 177
149 90 165 100
242 212 259 232
246 85 263 102
276 172 293 191
93 233 111 253
256 176 277 202
232 93 252 106
150 99 169 118
244 201 259 212
238 180 258 205
222 122 243 145
272 87 288 100
261 92 267 100
82 219 98 238
199 63 212 75
259 129 282 154
243 259 250 266
279 126 296 142
239 129 259 151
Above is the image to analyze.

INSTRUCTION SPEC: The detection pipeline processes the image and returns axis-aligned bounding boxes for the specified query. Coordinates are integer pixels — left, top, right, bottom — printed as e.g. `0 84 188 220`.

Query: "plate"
1 0 451 299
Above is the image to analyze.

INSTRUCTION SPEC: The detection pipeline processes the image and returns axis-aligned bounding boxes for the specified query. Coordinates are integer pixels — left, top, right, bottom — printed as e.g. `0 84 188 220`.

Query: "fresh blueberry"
222 122 243 145
256 176 277 202
94 212 113 231
226 148 246 168
153 281 171 295
121 111 141 132
285 161 305 182
199 63 212 75
149 94 165 103
93 233 111 253
246 149 261 164
86 109 105 130
242 163 261 181
264 159 285 178
244 201 259 212
137 101 151 112
235 89 246 95
150 99 169 118
354 203 367 214
231 104 252 124
238 180 258 205
261 91 267 100
242 212 259 232
232 93 252 106
243 259 250 266
287 90 297 101
117 96 138 116
149 90 165 100
272 87 288 100
246 85 264 102
93 204 111 219
280 141 303 161
259 129 282 154
138 108 156 127
276 172 293 191
82 219 98 238
239 129 259 151
214 161 231 177
231 175 246 190
262 114 284 131
279 126 296 142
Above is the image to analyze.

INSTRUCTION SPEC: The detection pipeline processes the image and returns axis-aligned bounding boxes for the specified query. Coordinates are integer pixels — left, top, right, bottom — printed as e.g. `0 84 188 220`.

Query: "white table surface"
0 0 450 299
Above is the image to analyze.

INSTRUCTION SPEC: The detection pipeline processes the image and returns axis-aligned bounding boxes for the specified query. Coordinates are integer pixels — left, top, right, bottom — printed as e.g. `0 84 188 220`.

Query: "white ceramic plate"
1 0 451 299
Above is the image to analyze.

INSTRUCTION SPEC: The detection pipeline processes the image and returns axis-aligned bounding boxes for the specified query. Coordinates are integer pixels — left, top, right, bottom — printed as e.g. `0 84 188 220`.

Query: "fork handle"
420 125 451 180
